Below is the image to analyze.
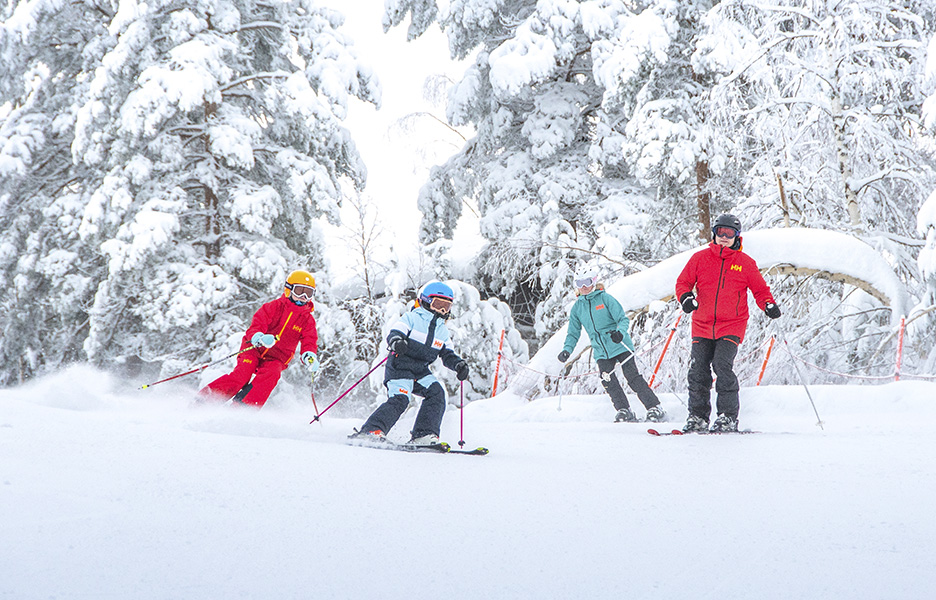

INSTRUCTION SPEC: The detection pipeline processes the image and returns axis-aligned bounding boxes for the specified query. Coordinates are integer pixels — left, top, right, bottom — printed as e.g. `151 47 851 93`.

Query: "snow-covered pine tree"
698 0 936 247
695 0 936 377
595 0 726 244
915 33 936 373
2 0 380 384
0 0 115 384
387 0 674 348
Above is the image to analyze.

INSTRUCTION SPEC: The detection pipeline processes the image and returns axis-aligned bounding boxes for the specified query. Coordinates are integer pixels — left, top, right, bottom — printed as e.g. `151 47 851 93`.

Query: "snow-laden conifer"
0 0 114 384
1 0 380 383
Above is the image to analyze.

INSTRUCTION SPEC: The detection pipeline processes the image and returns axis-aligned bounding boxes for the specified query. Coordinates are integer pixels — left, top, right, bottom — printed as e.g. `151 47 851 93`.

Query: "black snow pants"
360 379 446 438
687 336 741 420
595 351 660 412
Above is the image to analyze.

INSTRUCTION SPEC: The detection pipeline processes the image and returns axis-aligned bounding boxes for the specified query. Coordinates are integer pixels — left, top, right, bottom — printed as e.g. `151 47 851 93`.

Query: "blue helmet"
418 281 455 318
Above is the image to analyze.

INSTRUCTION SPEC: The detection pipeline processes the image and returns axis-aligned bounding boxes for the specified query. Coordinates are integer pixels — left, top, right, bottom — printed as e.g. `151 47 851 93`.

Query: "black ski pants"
595 351 660 412
361 380 446 438
688 336 741 421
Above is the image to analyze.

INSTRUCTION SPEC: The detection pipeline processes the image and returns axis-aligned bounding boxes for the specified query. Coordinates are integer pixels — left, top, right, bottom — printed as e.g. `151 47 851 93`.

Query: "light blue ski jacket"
561 287 635 361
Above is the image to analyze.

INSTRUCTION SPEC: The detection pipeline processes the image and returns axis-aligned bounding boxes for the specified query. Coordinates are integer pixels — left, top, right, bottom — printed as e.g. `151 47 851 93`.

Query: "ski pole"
781 337 824 430
310 356 388 424
310 372 322 425
649 312 682 388
459 381 465 448
139 346 253 390
557 375 563 412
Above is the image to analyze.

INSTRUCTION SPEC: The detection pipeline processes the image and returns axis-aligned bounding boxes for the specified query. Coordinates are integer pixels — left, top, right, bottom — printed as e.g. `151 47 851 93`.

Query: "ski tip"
647 428 685 436
447 446 489 455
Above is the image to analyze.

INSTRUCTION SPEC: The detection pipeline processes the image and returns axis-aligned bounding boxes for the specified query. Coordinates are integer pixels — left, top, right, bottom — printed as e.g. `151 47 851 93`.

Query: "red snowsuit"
201 296 318 407
675 240 775 343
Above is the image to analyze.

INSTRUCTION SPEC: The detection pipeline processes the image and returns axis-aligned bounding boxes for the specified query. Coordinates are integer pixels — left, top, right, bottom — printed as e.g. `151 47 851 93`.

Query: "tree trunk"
204 100 220 259
696 159 711 243
775 170 790 227
824 46 862 229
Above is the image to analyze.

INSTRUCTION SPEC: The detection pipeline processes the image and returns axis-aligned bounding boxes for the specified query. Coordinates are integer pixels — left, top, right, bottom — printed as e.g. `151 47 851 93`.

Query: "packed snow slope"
2 366 934 600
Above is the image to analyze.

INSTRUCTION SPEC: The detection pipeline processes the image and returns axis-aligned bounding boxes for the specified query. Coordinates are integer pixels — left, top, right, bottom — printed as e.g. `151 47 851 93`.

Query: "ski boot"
645 405 666 423
614 408 638 423
348 428 386 441
710 414 739 432
408 433 441 446
407 433 449 452
682 414 709 433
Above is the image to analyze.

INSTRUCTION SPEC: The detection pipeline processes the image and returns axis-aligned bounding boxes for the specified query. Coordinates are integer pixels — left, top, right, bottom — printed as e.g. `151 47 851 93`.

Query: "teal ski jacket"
561 287 635 361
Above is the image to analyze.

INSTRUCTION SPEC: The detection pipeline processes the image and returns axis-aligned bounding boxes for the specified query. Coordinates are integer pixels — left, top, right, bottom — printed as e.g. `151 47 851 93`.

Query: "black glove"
557 350 570 363
679 292 699 314
609 330 624 344
389 337 408 355
454 360 469 381
765 302 781 319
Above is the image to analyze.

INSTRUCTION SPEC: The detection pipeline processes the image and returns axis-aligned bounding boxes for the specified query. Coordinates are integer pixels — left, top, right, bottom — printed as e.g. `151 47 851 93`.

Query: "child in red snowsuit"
199 271 319 408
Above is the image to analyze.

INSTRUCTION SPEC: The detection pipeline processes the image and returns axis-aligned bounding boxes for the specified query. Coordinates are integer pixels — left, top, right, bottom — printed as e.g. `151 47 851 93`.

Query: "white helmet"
573 264 599 289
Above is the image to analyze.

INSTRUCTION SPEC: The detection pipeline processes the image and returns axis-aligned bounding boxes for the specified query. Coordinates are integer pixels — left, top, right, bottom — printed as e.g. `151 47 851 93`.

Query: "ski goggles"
575 276 597 288
714 226 738 239
429 296 452 315
288 284 316 301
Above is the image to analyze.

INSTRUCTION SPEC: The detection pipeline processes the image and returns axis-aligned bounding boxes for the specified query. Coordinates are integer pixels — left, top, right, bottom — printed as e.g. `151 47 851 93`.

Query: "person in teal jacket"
557 265 666 423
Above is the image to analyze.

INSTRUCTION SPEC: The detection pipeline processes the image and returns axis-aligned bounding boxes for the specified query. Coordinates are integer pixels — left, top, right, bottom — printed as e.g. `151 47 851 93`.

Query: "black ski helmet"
713 213 742 234
712 214 742 249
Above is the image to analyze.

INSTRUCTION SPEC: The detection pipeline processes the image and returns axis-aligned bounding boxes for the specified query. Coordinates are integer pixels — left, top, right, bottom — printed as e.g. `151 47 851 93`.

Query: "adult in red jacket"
674 214 781 432
199 270 319 408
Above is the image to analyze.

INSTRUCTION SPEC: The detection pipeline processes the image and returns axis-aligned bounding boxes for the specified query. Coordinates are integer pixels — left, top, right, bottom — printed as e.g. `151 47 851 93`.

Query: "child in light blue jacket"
352 281 468 446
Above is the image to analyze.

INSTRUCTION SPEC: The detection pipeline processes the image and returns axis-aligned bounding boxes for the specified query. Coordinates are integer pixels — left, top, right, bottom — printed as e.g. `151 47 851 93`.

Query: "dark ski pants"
688 336 741 421
361 377 446 438
595 351 660 412
199 349 286 408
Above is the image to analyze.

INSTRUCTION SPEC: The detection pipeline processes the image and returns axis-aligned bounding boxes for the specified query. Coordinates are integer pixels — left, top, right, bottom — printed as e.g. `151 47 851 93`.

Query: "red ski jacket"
675 240 775 342
241 296 318 365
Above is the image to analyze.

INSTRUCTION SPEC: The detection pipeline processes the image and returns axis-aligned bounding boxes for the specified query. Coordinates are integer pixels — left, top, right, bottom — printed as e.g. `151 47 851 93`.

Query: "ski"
347 438 489 455
648 428 760 436
647 428 684 436
447 446 490 455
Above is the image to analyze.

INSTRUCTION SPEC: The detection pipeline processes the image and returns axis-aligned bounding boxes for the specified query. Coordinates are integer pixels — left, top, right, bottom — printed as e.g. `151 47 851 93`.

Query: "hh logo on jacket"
595 304 605 310
292 324 303 332
730 265 742 272
432 339 444 349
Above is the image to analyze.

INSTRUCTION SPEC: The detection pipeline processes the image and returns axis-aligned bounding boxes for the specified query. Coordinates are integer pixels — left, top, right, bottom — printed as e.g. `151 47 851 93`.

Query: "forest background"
3 0 936 413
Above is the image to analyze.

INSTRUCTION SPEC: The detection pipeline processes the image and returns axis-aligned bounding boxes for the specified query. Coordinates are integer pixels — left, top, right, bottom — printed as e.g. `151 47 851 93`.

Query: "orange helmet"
284 270 316 305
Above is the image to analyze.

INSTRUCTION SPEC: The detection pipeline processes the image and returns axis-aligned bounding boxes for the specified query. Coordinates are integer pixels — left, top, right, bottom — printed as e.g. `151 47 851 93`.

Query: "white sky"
318 1 476 276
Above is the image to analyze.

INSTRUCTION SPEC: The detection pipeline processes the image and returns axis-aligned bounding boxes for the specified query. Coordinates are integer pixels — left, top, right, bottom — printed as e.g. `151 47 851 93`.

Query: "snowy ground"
2 366 934 600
